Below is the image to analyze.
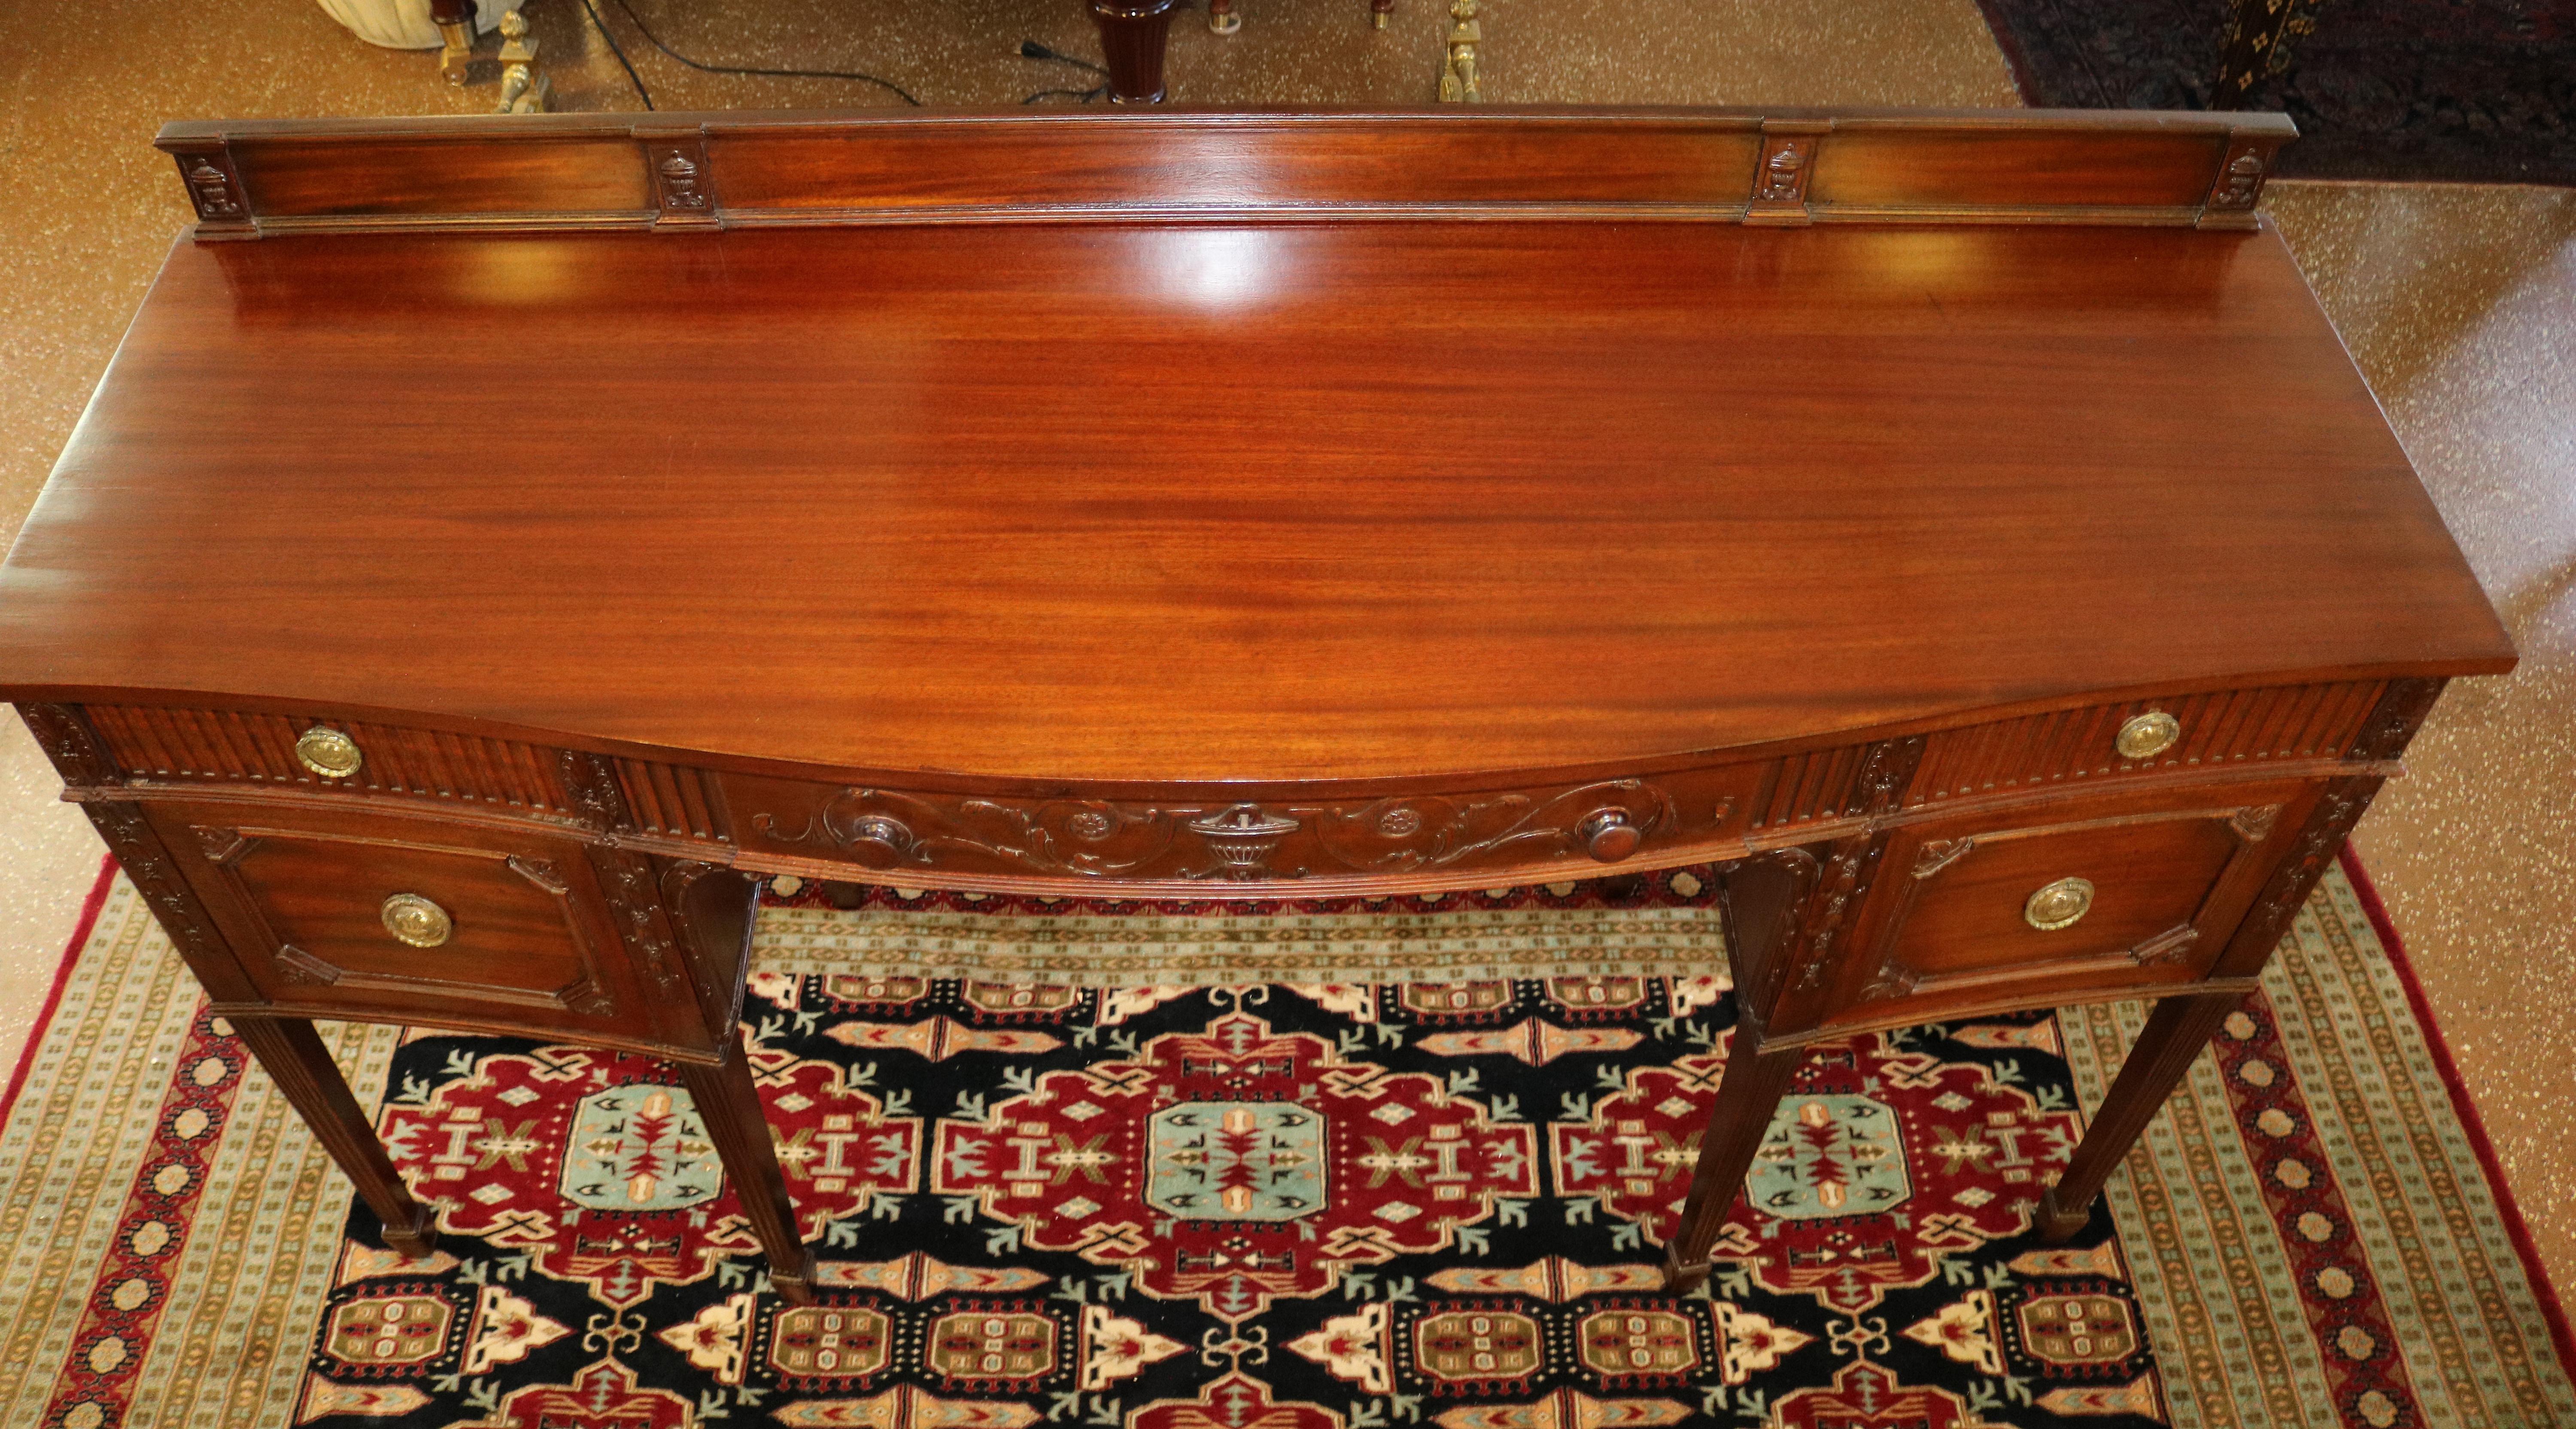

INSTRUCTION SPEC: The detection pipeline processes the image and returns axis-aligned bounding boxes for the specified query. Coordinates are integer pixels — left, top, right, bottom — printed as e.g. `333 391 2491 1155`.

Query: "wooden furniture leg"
1372 0 1394 27
1662 1027 1808 1291
233 1016 438 1257
2036 987 2249 1240
680 1045 820 1305
1209 0 1240 35
1089 0 1183 102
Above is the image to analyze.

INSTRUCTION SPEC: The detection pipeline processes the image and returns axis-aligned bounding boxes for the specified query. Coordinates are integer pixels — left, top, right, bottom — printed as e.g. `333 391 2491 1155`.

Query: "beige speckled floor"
0 0 2565 1300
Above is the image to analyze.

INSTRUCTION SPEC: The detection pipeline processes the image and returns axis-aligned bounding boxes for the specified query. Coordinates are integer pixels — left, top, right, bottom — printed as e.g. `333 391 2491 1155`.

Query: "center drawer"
1813 779 2318 1029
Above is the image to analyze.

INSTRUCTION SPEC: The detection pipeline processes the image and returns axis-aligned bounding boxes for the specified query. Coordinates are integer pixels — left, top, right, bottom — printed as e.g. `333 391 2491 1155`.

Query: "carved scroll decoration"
752 777 1710 884
1307 781 1689 875
755 789 1188 879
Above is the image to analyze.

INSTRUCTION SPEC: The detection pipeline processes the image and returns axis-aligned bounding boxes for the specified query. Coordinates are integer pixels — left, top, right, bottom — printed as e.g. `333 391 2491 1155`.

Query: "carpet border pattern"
0 857 2568 1428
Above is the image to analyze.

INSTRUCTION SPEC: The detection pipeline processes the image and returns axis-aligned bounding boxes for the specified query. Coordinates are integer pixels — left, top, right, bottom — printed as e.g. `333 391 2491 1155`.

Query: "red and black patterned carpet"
292 882 2267 1427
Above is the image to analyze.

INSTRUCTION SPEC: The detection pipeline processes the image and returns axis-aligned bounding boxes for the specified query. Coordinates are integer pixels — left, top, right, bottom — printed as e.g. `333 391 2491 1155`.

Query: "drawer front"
722 764 1765 895
1907 682 2383 809
1819 781 2315 1027
79 703 732 846
150 802 654 1038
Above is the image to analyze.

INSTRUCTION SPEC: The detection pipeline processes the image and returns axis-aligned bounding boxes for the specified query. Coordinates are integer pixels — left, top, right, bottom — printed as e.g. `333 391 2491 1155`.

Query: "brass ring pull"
2023 877 2095 931
2115 711 2181 761
295 726 364 779
381 893 454 948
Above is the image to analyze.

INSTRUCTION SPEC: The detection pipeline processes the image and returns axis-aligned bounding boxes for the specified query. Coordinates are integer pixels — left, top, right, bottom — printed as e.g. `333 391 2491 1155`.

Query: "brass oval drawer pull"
1580 810 1641 862
2115 711 2181 761
295 725 365 778
2023 877 2095 931
381 893 454 947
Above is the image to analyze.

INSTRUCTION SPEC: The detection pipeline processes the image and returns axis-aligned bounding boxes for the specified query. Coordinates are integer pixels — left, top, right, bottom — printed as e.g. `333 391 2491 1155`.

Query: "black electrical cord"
1017 39 1107 104
607 0 923 106
1018 39 1108 75
576 0 656 109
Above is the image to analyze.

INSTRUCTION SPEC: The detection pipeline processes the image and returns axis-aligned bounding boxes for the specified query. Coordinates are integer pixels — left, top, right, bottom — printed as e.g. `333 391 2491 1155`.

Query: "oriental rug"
1971 0 2576 186
1 856 2569 1429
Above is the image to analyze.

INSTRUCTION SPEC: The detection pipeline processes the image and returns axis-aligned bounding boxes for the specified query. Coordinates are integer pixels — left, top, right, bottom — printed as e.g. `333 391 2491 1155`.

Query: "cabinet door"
149 801 653 1042
1816 781 2315 1030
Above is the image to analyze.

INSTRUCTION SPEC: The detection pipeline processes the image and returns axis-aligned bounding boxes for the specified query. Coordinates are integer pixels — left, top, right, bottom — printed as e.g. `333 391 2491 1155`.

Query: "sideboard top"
0 111 2512 786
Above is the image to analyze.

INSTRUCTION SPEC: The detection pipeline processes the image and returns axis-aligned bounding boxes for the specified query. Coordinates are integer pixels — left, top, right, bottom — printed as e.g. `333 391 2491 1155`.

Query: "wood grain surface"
155 108 2295 234
0 133 2509 787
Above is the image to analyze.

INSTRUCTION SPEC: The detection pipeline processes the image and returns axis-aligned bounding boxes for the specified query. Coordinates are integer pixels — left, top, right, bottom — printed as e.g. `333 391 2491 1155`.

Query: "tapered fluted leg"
234 1016 437 1256
1089 0 1182 102
2038 988 2249 1241
1662 1028 1807 1291
681 1047 818 1304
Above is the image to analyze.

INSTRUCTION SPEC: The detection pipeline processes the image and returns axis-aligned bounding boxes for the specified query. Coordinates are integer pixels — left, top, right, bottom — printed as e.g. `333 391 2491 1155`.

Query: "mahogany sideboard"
0 109 2513 1305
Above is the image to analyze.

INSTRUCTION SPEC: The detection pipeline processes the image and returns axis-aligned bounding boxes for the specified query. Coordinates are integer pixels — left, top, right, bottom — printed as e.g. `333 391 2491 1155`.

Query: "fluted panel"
85 704 570 813
1752 743 1868 828
1908 682 2385 807
617 758 730 842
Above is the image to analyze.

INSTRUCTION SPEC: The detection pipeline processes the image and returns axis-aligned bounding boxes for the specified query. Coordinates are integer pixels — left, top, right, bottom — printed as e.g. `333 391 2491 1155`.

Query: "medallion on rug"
4 865 2570 1429
295 971 2170 1427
